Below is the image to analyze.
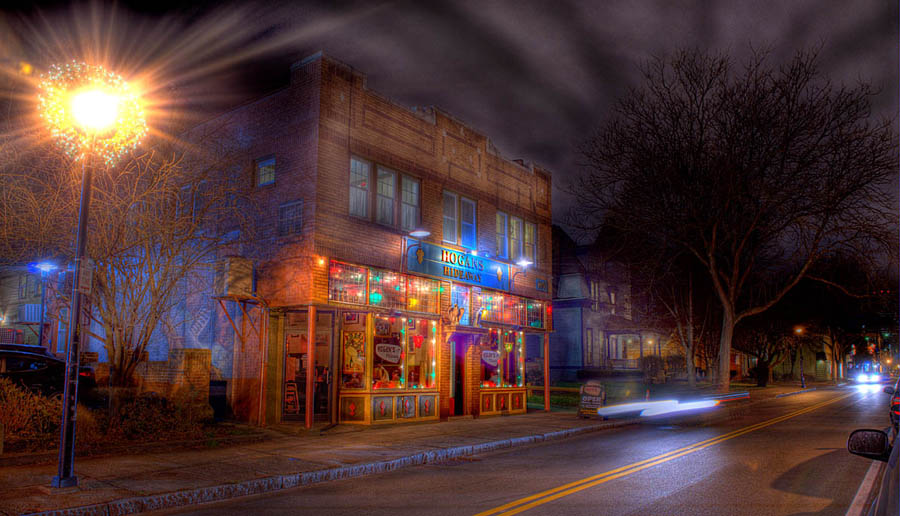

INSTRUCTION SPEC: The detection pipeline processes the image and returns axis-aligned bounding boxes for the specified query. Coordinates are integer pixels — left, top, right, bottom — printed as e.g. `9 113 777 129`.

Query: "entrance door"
452 335 467 416
283 311 334 422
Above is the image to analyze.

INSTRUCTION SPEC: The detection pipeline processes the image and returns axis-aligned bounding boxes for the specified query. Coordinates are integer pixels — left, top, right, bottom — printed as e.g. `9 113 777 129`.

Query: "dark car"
847 428 898 516
0 344 97 399
886 378 899 431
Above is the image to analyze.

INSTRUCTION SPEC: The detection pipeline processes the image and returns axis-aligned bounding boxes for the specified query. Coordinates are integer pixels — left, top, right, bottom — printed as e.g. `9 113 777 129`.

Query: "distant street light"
28 261 58 350
39 62 147 489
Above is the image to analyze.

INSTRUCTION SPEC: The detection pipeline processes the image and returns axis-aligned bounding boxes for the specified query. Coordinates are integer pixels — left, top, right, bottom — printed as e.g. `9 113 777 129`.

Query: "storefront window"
368 267 405 310
340 312 367 389
502 295 524 326
405 318 436 389
406 276 439 314
450 284 470 325
373 316 404 389
329 261 367 304
481 292 503 323
481 330 501 387
501 331 524 387
526 300 544 329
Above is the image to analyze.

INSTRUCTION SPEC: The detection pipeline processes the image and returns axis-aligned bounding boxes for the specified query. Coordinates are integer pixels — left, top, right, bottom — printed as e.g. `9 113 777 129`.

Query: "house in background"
0 265 68 350
549 226 678 383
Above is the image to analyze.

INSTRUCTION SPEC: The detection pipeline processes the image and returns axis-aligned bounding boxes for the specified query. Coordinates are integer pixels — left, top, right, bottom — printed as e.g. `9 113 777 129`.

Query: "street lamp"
28 261 58 350
39 62 147 489
511 259 532 286
401 229 431 272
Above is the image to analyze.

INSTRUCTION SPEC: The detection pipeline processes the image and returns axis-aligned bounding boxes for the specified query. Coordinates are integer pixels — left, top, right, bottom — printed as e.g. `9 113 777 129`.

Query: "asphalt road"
157 385 891 516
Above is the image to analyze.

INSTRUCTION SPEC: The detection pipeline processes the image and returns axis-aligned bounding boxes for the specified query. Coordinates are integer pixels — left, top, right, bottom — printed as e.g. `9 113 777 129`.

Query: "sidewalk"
0 382 833 516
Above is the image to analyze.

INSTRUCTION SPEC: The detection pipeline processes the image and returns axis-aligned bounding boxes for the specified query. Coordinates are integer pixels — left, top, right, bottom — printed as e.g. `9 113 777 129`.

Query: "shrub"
0 377 62 443
0 378 217 453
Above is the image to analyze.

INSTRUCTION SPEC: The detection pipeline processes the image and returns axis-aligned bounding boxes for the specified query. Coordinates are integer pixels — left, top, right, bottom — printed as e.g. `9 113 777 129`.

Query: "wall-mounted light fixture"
400 229 431 271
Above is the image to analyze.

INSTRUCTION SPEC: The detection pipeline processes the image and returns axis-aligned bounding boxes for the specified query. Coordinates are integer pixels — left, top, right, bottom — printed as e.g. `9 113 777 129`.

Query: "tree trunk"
686 275 696 388
717 310 735 392
685 346 696 388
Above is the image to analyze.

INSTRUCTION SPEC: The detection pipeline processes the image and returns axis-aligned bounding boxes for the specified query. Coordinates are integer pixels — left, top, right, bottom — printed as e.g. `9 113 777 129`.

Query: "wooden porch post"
543 333 550 412
305 305 316 429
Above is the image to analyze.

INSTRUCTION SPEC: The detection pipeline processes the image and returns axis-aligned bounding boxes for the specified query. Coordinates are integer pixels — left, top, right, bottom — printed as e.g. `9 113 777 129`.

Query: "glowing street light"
39 62 147 489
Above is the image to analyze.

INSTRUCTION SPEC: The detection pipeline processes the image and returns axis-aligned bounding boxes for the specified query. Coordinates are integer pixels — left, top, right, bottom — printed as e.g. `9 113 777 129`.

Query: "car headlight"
858 374 869 382
870 374 881 383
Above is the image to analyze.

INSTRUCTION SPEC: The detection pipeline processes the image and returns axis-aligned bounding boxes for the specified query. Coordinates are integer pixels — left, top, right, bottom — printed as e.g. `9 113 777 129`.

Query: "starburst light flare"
38 62 147 165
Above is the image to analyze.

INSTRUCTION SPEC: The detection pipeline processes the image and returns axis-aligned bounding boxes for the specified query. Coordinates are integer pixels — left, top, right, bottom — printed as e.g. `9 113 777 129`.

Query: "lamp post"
39 62 147 489
29 262 58 349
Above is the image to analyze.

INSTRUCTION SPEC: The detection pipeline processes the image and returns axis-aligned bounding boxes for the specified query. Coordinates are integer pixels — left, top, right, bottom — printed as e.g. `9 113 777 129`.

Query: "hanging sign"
375 343 402 363
481 350 500 367
405 238 510 290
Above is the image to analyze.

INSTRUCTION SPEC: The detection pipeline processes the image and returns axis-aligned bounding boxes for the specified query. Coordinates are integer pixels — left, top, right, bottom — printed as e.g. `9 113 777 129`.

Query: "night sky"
2 0 897 226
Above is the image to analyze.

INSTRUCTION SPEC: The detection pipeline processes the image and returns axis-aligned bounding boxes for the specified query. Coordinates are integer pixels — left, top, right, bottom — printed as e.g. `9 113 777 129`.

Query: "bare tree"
1 118 255 393
570 48 898 390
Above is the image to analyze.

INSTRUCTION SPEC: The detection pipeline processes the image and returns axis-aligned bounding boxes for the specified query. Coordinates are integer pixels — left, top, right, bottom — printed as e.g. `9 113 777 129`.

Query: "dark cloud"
3 0 896 225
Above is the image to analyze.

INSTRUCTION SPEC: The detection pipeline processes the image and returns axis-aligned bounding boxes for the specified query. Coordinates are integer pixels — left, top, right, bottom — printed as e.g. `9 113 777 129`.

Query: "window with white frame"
460 197 476 249
509 217 523 261
495 212 508 258
349 157 370 218
401 176 420 231
349 156 420 230
376 166 396 225
524 222 536 264
256 157 275 186
442 191 458 244
278 200 303 236
442 191 476 249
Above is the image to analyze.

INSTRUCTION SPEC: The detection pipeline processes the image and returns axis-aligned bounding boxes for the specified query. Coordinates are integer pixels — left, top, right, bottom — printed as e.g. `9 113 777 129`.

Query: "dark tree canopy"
570 48 898 390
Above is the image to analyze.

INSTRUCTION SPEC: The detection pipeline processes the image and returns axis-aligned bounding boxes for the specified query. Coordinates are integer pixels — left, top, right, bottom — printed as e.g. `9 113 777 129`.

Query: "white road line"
845 458 886 516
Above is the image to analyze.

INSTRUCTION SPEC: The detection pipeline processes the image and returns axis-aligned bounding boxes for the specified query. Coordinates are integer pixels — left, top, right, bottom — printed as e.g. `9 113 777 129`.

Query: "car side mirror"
848 429 891 462
884 386 895 395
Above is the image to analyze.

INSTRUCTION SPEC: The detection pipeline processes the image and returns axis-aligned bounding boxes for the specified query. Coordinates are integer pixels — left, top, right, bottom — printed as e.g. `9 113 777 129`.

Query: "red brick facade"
197 52 552 425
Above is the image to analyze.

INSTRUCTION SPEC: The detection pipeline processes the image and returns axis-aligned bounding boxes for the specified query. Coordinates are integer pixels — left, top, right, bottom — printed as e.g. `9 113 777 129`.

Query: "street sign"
76 259 93 295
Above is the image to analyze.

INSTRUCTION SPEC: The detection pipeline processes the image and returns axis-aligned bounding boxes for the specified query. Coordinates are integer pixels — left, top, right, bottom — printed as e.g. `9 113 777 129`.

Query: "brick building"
193 52 553 427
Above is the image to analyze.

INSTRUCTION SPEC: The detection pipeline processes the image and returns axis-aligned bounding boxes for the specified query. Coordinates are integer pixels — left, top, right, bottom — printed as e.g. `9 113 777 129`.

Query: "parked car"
847 428 898 516
0 343 97 399
885 378 899 431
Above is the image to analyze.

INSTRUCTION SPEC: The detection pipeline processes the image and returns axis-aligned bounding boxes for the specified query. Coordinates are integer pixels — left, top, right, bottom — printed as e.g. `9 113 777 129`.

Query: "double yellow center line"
475 391 855 516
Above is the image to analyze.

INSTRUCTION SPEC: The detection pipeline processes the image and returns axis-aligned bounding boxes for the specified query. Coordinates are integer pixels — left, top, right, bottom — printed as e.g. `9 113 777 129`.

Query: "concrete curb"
774 387 817 398
23 418 639 516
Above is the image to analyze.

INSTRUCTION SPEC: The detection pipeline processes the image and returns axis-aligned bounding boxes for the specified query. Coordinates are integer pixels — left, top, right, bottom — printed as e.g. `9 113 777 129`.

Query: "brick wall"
90 348 212 404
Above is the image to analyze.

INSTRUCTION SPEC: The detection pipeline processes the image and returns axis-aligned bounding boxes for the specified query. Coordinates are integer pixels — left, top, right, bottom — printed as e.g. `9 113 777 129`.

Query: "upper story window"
350 157 370 218
524 222 536 263
442 191 476 249
496 212 508 258
376 166 396 225
400 176 420 232
350 156 420 230
497 215 538 265
278 200 303 236
509 217 523 261
256 157 275 186
460 198 476 249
